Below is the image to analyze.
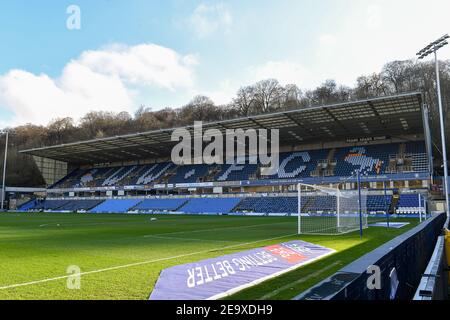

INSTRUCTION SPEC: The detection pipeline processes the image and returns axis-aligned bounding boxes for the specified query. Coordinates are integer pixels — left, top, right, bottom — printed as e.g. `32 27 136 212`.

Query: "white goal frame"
297 182 367 235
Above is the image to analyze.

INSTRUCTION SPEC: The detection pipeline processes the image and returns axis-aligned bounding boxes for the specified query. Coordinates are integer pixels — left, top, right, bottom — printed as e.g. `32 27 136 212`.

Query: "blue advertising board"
150 240 334 300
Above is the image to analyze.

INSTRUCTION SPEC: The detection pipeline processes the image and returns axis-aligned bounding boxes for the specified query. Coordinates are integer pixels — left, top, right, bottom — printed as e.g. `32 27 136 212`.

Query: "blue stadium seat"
169 164 209 184
396 194 425 215
215 163 258 181
31 199 72 211
179 198 241 214
334 144 399 176
132 199 187 212
263 150 329 180
405 142 429 172
134 163 173 185
405 141 426 154
90 199 143 213
234 197 297 215
102 166 138 186
366 195 392 213
58 200 105 211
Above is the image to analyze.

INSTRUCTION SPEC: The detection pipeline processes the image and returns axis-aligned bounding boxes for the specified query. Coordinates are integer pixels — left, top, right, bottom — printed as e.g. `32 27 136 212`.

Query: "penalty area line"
0 232 298 291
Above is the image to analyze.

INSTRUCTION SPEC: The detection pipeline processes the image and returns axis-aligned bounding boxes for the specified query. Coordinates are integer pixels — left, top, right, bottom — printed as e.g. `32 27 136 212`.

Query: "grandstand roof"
20 92 424 164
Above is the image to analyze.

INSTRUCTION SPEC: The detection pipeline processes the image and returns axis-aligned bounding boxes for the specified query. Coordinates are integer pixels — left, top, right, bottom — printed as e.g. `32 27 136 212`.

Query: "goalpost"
297 183 368 235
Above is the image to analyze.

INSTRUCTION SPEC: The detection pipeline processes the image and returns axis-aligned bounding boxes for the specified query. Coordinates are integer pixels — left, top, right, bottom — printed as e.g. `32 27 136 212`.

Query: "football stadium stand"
21 193 427 217
48 141 429 190
15 93 438 219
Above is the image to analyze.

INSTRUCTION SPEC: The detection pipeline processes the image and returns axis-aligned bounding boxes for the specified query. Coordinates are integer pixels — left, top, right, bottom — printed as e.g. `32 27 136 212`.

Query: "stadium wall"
32 156 69 186
294 212 446 300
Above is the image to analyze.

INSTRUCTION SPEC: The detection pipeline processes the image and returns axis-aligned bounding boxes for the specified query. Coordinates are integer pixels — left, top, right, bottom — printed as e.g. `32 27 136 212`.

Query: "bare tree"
233 86 256 116
253 79 284 113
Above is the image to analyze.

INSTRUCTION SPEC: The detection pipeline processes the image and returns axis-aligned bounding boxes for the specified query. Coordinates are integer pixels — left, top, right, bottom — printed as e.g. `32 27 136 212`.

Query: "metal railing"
413 235 448 300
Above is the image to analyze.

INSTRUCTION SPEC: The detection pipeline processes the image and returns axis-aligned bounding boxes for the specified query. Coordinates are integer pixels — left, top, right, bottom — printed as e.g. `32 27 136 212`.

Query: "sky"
0 0 449 128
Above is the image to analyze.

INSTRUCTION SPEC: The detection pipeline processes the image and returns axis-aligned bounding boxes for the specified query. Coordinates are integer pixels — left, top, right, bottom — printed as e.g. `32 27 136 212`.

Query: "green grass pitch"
0 212 417 300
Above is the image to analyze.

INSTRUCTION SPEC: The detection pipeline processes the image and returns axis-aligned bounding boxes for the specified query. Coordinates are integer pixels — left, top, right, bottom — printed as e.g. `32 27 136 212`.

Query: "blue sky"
0 0 449 127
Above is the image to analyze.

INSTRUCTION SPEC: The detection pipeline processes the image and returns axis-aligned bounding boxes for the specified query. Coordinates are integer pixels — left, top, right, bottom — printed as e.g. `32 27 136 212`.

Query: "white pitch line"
0 233 298 291
258 260 342 300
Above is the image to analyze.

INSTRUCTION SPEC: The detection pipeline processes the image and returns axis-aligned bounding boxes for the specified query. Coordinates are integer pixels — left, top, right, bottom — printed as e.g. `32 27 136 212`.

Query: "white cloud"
189 2 233 39
78 44 197 90
0 44 197 126
250 61 312 87
200 79 239 105
0 68 132 127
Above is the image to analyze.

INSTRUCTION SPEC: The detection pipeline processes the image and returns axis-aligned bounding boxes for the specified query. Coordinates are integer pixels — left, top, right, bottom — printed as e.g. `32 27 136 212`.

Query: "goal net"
297 183 368 235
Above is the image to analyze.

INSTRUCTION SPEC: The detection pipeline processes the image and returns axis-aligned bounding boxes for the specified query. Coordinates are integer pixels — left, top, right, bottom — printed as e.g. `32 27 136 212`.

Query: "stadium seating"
50 142 429 189
132 198 187 212
302 195 336 213
102 166 138 186
32 199 72 211
90 199 143 213
19 194 398 215
27 199 105 212
334 144 399 176
178 198 241 214
396 194 425 215
263 150 329 180
134 163 173 185
234 195 393 215
215 163 258 181
366 195 392 213
406 141 426 154
58 199 104 211
405 142 429 172
169 164 209 184
234 197 297 215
